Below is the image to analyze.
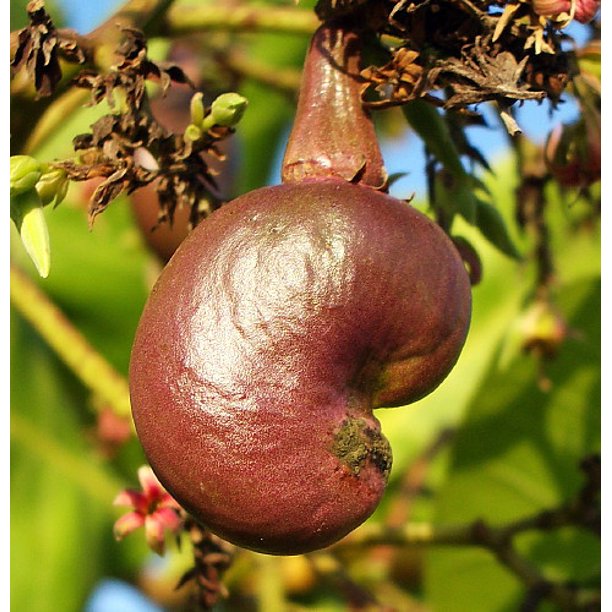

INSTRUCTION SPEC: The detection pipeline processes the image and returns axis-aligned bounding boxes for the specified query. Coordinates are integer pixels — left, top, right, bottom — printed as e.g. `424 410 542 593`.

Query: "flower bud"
10 190 50 278
183 123 203 143
189 91 205 127
519 300 567 359
35 166 69 207
10 155 42 196
209 93 248 128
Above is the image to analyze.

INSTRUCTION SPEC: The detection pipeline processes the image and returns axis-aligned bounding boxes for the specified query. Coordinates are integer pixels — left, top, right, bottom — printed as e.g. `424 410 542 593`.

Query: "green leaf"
454 176 478 224
426 277 600 611
403 100 465 178
429 170 476 224
403 101 479 223
11 190 51 278
475 198 522 260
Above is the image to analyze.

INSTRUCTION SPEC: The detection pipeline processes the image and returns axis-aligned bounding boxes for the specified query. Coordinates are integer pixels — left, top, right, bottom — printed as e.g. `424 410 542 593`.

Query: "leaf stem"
10 264 133 420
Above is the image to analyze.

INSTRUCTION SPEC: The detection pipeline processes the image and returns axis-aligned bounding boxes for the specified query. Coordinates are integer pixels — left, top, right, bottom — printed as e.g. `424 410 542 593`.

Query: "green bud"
190 92 206 127
10 155 42 196
10 190 51 278
184 123 203 143
210 93 248 128
35 166 69 207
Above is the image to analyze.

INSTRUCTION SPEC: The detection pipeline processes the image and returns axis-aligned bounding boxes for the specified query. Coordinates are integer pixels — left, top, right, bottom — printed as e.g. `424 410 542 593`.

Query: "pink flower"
114 466 184 555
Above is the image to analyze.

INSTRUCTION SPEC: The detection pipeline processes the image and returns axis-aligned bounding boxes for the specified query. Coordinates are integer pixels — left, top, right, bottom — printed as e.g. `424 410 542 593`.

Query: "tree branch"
220 50 302 96
10 263 133 421
163 4 318 36
336 462 600 611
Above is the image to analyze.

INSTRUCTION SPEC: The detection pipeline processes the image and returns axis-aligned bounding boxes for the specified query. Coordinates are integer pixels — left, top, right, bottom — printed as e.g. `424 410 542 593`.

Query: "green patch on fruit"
331 417 392 480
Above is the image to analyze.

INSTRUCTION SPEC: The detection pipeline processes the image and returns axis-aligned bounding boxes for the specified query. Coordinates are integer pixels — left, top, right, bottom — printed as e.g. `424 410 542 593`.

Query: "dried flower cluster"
312 0 600 128
177 518 235 610
12 2 238 229
54 28 229 227
10 0 86 97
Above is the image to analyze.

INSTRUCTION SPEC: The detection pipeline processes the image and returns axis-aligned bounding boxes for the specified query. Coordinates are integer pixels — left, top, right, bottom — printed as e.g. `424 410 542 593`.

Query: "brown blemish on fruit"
332 417 392 480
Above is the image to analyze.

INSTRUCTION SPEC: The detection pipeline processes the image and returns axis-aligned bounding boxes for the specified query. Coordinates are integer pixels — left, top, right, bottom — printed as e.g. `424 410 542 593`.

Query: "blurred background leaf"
425 270 600 611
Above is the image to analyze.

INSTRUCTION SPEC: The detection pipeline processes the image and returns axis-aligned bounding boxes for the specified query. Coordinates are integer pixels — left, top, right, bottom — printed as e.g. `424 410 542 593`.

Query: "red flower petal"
113 489 145 510
154 506 183 534
144 514 166 555
138 465 165 501
114 511 145 540
159 492 182 512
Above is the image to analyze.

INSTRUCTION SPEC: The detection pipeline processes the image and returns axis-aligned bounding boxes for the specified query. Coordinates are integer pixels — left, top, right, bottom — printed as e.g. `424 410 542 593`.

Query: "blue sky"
58 0 125 33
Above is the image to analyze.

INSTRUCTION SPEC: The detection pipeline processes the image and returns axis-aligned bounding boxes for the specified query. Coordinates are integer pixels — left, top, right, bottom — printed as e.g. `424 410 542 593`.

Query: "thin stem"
470 521 594 611
10 264 132 420
256 555 286 612
338 497 592 549
336 521 471 548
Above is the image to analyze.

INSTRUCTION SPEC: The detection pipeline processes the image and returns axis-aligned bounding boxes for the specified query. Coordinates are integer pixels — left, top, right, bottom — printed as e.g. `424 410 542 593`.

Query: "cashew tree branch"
10 263 133 421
